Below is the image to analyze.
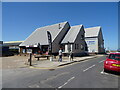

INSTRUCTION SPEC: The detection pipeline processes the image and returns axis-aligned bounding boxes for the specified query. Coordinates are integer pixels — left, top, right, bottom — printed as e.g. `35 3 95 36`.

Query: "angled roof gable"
85 26 101 38
20 21 69 46
61 25 83 44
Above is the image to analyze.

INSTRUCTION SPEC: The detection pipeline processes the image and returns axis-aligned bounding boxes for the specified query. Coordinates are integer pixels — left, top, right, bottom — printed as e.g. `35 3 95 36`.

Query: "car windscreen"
108 54 120 61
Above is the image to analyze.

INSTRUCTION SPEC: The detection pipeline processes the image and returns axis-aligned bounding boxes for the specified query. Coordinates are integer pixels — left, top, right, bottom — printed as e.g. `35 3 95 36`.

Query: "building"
3 41 23 55
85 26 105 54
19 21 70 54
19 21 105 56
61 25 88 56
0 41 3 56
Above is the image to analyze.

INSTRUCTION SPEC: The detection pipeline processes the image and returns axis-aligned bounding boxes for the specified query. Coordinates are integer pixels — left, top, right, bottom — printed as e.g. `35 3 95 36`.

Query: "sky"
2 2 118 50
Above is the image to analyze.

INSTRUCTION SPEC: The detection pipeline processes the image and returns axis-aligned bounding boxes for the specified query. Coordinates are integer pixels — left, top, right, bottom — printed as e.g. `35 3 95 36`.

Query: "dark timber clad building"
19 21 70 54
2 41 23 56
19 21 105 55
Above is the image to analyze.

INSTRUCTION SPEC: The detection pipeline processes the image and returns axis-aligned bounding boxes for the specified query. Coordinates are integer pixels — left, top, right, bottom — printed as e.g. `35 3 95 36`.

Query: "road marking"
56 56 104 69
100 70 119 77
83 64 95 72
58 76 75 88
100 70 109 75
99 60 104 63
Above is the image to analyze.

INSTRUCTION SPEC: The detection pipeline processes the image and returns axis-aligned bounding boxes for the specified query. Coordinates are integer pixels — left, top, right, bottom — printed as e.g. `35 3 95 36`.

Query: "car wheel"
104 68 108 73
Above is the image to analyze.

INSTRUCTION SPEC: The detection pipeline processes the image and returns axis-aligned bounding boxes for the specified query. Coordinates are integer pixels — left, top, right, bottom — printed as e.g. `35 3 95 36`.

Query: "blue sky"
2 2 118 50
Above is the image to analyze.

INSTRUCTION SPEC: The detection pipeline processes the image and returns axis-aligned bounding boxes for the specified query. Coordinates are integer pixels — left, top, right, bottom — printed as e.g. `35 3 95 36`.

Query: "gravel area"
2 55 32 69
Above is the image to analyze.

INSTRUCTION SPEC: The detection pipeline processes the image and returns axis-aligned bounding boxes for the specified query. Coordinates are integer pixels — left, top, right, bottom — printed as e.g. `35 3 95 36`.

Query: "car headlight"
105 61 108 64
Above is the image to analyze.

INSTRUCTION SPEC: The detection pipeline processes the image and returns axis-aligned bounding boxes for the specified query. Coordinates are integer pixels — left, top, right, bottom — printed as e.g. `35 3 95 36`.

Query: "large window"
77 44 79 49
81 45 84 50
75 44 79 50
22 49 25 53
108 54 120 61
75 44 76 50
27 49 32 53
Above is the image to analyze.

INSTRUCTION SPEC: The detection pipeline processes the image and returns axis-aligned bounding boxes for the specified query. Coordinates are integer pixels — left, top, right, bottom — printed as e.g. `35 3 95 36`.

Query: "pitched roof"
85 26 101 37
61 25 83 44
19 21 68 46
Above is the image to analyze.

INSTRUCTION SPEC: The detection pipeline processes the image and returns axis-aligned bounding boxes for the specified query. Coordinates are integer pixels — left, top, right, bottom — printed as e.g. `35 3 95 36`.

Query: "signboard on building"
86 41 95 45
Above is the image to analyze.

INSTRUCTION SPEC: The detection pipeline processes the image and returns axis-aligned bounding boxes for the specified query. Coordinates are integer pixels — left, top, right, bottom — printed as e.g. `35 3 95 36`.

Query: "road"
2 56 119 89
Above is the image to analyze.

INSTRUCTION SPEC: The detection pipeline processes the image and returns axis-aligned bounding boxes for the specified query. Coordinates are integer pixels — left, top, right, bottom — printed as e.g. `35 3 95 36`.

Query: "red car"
104 52 120 73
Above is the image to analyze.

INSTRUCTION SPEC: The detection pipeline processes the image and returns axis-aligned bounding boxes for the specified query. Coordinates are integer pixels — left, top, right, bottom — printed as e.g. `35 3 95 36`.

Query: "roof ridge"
37 21 68 29
71 24 83 27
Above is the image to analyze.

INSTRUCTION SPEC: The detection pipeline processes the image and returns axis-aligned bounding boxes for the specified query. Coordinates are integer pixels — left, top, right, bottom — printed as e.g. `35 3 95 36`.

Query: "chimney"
59 24 61 29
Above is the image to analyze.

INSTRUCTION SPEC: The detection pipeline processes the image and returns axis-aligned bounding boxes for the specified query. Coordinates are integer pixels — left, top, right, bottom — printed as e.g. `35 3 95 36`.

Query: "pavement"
24 54 105 69
2 55 119 88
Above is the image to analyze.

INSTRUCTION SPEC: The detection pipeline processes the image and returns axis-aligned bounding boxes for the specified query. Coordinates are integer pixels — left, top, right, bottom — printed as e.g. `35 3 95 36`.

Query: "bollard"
29 53 32 66
50 56 53 61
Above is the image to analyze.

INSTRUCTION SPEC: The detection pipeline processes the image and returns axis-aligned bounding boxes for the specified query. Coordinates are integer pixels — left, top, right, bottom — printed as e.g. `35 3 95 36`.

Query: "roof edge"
85 26 101 29
4 41 24 43
71 24 83 27
37 21 69 29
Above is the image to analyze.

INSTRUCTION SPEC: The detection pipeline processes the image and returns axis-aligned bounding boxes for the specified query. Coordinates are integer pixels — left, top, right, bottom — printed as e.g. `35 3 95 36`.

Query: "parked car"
104 52 120 73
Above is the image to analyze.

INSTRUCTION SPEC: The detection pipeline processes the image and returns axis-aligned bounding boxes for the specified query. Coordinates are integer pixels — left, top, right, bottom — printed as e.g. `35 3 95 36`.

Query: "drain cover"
49 69 55 71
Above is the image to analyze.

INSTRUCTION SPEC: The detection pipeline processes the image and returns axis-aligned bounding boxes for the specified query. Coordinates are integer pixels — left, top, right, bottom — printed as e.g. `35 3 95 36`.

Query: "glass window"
22 49 25 53
81 45 84 50
27 49 32 53
77 44 79 49
75 44 76 50
75 44 79 50
109 54 120 61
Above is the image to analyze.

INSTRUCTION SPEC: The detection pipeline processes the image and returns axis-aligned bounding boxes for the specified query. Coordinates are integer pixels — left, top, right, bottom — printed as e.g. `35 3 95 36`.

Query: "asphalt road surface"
2 56 120 88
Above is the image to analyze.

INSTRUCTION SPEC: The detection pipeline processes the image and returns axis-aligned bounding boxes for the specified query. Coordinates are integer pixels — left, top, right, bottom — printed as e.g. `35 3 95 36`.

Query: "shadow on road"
104 70 120 76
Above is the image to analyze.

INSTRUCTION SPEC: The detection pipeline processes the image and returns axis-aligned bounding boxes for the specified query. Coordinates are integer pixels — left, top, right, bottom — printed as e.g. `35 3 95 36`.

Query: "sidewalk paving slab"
28 55 105 69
